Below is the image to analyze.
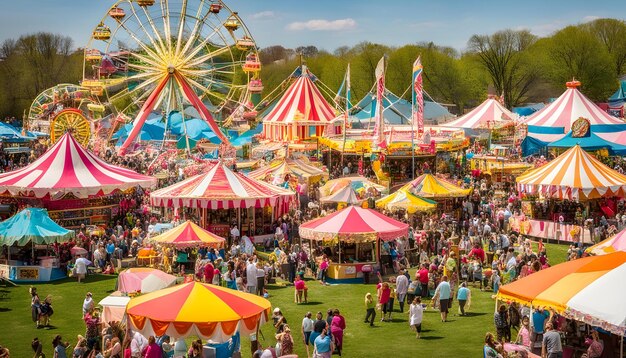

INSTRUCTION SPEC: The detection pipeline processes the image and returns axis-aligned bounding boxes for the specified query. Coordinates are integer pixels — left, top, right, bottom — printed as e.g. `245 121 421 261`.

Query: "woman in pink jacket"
330 309 346 356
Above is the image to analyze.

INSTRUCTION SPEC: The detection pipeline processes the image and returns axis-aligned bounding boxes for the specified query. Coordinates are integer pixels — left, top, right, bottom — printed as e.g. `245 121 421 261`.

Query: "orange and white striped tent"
516 145 626 200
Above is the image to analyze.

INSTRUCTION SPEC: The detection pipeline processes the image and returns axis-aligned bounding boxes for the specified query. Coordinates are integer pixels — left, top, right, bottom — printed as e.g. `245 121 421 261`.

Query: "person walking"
330 309 346 356
52 335 69 358
364 293 376 327
432 275 451 322
313 328 333 358
396 270 409 313
417 264 430 298
378 282 391 322
542 322 563 358
456 282 471 316
494 304 510 342
302 312 314 358
409 297 424 339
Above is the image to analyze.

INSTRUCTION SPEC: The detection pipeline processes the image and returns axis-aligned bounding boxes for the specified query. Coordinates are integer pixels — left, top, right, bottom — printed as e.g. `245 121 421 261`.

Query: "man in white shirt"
230 225 240 242
395 270 409 313
246 257 258 294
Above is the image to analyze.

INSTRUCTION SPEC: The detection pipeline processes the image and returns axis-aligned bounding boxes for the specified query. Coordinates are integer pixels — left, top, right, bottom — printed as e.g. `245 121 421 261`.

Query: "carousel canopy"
0 132 156 198
117 268 177 294
587 228 626 255
497 251 626 335
126 281 271 341
150 220 225 248
319 185 362 205
319 176 387 197
150 161 295 209
262 71 336 126
401 173 470 198
440 98 516 130
516 145 626 200
299 205 408 242
376 189 437 214
248 158 328 183
522 81 625 134
0 208 75 246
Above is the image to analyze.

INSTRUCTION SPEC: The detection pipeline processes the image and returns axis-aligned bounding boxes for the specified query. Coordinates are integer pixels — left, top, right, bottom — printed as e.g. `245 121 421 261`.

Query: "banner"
412 56 424 137
373 56 386 148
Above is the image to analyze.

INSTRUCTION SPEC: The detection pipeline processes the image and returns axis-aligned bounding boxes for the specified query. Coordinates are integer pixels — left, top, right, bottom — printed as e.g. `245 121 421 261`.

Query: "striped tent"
150 162 295 209
497 252 626 335
440 98 516 129
522 80 624 133
376 189 437 214
248 158 328 183
587 227 626 255
401 174 471 198
319 185 361 205
0 132 156 198
262 68 336 142
516 145 626 200
150 221 225 248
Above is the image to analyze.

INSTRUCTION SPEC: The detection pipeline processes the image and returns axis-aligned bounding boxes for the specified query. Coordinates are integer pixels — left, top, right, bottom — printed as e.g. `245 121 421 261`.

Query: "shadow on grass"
420 336 444 340
463 312 486 317
0 307 11 312
298 301 323 306
266 284 289 290
50 274 117 285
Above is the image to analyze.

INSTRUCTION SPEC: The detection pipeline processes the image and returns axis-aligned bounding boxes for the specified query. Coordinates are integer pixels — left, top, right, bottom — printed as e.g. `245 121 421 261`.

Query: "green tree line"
1 18 625 120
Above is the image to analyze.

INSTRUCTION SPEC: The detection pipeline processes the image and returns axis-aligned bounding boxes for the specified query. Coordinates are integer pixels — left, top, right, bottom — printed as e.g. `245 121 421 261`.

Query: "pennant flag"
373 56 386 148
412 56 424 137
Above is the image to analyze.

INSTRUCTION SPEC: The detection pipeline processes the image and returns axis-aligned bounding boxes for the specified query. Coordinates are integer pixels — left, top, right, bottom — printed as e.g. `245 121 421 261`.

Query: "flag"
345 63 352 111
412 56 424 137
373 56 386 148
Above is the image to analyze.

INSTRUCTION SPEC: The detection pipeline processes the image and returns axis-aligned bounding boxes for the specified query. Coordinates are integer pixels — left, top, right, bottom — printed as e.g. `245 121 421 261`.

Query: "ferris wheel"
82 0 260 153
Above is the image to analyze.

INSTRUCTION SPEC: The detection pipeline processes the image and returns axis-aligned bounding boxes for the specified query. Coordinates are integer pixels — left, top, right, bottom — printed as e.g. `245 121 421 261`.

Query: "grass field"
0 242 568 357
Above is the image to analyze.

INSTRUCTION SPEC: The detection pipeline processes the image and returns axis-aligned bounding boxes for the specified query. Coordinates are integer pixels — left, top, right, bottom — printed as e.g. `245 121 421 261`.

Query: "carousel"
299 205 408 282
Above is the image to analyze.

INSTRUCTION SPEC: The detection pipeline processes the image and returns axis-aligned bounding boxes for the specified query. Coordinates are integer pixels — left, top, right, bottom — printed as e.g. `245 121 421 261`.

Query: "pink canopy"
299 206 408 242
117 268 176 294
0 132 156 198
522 81 624 131
441 98 516 129
150 161 295 209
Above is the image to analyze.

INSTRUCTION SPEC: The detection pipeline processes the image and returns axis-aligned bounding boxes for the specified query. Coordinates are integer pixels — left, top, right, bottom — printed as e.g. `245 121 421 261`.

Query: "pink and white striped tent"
522 81 624 131
150 161 295 209
299 206 408 242
0 132 156 198
441 98 516 129
262 69 336 142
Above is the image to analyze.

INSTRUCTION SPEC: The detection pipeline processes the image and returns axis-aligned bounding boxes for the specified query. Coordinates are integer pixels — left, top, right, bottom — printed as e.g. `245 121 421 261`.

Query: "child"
491 269 501 294
364 293 376 326
409 297 424 339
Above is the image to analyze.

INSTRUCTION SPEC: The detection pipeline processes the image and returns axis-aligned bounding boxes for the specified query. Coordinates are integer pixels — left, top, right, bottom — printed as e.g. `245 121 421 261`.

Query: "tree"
584 18 626 76
467 29 539 108
259 45 291 64
543 25 615 101
295 45 319 58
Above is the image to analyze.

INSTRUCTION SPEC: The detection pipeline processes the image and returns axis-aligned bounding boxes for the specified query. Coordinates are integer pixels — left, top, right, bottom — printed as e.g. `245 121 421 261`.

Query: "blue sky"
0 0 624 51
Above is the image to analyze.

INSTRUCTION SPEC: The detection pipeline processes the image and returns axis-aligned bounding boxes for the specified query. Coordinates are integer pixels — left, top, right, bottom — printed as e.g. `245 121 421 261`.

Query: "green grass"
0 242 570 357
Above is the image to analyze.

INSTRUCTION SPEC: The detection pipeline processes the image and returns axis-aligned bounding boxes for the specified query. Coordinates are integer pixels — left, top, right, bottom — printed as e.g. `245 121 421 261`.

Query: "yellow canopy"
376 189 437 213
401 173 470 198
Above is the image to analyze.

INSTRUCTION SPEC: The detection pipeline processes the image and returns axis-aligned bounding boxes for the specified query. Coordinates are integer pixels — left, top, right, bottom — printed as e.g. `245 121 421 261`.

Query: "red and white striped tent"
262 68 336 142
441 97 516 129
150 161 295 209
522 80 624 132
0 132 156 198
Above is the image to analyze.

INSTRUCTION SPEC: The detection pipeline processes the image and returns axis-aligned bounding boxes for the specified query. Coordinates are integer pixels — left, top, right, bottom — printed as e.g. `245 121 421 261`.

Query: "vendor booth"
0 208 75 282
299 206 408 282
150 162 295 240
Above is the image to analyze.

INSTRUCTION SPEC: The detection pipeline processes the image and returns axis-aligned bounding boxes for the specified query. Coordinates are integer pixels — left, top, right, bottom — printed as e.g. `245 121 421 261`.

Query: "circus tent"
522 80 625 134
376 189 437 214
248 158 328 183
0 132 156 198
440 97 516 130
262 66 337 142
516 145 626 200
150 220 225 248
319 185 361 205
150 161 295 209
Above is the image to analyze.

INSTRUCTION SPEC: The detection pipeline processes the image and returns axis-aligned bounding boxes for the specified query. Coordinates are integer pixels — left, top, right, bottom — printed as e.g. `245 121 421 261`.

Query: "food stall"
299 205 408 282
0 208 75 282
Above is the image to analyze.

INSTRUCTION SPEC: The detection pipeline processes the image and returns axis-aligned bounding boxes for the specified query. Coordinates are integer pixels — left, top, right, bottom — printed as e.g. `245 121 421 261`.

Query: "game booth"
0 208 75 283
299 205 409 282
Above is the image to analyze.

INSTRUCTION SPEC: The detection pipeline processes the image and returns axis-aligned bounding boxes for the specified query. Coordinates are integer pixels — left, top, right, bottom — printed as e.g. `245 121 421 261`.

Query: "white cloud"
251 11 275 20
514 21 564 37
286 18 357 31
582 15 600 23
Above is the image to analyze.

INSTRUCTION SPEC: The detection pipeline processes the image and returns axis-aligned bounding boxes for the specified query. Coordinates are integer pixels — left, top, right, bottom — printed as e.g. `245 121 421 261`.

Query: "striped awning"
441 98 516 129
516 145 626 200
